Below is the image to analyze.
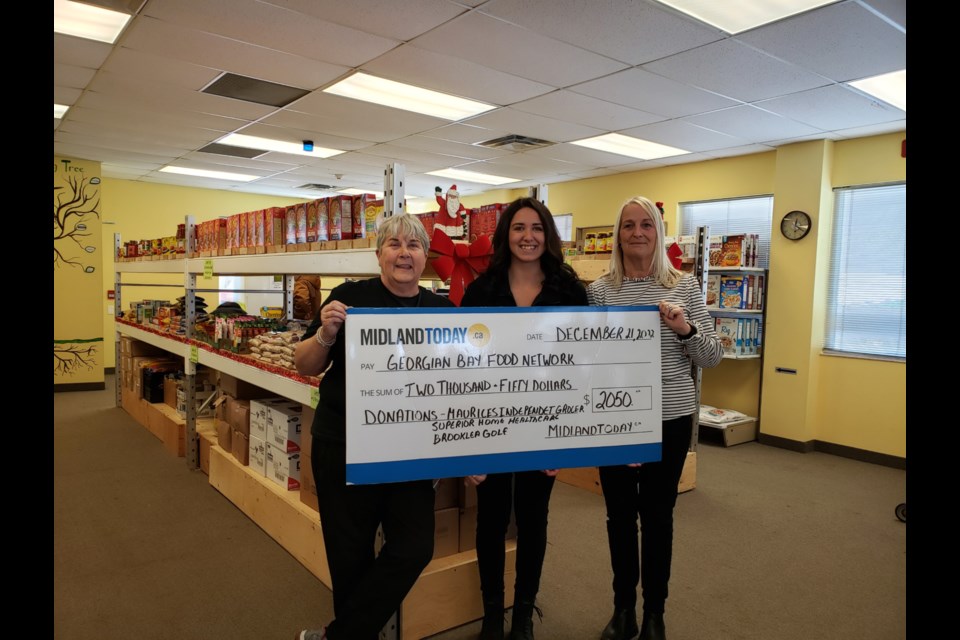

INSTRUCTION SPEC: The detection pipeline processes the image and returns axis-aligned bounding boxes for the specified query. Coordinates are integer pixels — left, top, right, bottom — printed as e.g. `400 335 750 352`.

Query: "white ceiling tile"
421 123 511 145
737 2 906 82
410 12 627 87
859 0 906 30
64 102 247 136
523 142 645 167
828 120 906 140
361 44 554 106
121 16 348 91
355 143 480 170
233 122 375 154
683 105 822 143
381 135 510 161
54 131 182 163
268 94 449 143
703 144 778 160
57 118 218 151
644 39 830 103
86 70 277 121
54 87 83 106
471 155 584 180
101 47 220 90
756 84 904 132
570 68 740 118
182 151 300 171
460 108 604 143
617 120 748 153
511 91 663 130
54 33 112 68
142 0 400 68
479 0 723 65
259 0 469 41
54 63 97 90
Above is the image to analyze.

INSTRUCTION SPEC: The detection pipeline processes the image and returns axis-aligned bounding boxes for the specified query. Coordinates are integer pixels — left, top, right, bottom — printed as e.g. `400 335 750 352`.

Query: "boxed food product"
266 444 301 490
708 235 723 267
715 317 740 356
719 275 748 310
329 197 343 241
315 198 329 242
705 274 721 308
295 202 308 245
365 198 384 237
285 205 298 245
267 401 302 453
306 200 319 243
336 195 354 240
720 234 747 267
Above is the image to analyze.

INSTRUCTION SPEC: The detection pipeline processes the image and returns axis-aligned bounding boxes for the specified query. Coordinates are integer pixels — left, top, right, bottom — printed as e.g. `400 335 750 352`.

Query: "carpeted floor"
54 378 906 639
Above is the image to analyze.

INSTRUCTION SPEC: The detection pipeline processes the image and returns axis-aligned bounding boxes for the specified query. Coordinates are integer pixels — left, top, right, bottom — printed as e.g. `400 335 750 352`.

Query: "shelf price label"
190 345 199 363
310 387 320 409
203 260 213 280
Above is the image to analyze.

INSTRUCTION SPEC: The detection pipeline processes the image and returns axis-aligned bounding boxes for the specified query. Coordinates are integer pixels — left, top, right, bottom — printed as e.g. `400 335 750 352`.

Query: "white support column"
383 163 406 217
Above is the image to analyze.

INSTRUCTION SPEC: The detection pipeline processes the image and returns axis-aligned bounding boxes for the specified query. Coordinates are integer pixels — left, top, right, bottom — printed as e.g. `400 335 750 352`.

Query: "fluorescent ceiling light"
160 166 259 182
219 133 344 158
849 70 906 112
55 104 69 119
427 168 520 186
570 133 689 160
54 0 132 44
324 72 497 121
655 0 838 34
338 189 384 198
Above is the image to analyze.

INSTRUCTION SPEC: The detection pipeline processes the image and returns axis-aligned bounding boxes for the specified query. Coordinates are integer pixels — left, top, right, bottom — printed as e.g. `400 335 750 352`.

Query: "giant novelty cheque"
345 306 663 484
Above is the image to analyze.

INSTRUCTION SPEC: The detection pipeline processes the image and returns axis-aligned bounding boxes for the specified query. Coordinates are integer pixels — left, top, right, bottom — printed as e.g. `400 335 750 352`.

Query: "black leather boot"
508 599 541 640
478 598 505 640
638 612 666 640
601 608 639 640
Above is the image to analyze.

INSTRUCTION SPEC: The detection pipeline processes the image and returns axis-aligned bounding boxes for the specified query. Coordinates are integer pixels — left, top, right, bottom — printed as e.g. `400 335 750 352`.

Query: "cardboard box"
216 419 232 451
120 336 166 357
218 372 269 400
434 478 459 510
433 507 460 559
266 443 301 490
459 480 477 509
231 429 249 465
227 397 251 436
267 401 302 453
249 434 267 476
249 398 285 441
163 377 179 409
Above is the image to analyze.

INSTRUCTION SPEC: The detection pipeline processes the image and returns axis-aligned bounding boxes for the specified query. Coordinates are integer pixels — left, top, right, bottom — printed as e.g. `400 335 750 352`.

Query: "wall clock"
780 210 812 240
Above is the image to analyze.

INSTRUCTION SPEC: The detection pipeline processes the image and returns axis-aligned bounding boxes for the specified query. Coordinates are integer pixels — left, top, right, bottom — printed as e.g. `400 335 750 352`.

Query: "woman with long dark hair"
460 197 588 640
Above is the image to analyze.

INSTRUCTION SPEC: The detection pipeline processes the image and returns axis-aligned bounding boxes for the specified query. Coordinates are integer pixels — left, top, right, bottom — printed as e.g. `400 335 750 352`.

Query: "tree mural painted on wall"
54 160 101 377
54 166 100 272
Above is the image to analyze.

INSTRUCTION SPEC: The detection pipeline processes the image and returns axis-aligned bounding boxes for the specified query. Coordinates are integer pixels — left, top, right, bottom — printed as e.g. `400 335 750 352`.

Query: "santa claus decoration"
434 184 467 239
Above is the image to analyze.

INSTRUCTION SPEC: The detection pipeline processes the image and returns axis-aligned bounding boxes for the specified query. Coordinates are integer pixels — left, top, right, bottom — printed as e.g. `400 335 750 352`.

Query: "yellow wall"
100 179 309 368
55 156 104 386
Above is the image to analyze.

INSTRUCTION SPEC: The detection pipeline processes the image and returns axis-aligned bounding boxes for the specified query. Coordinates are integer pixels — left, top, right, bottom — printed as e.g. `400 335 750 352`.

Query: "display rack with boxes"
698 229 769 445
113 222 510 639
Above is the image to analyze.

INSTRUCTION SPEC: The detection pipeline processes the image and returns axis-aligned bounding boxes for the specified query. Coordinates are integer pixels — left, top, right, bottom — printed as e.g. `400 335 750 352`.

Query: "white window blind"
679 196 773 268
825 183 906 359
553 213 573 242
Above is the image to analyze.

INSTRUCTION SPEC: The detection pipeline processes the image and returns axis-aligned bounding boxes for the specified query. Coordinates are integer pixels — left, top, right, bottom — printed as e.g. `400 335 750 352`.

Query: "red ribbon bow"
667 242 683 269
429 230 493 305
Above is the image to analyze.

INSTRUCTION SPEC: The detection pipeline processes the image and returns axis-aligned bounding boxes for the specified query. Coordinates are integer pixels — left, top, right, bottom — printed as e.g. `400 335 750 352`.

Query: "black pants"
599 415 692 614
313 439 435 640
476 470 556 604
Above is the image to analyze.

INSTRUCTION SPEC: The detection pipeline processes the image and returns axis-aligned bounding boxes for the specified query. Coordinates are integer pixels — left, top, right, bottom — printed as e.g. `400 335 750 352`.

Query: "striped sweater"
587 273 723 420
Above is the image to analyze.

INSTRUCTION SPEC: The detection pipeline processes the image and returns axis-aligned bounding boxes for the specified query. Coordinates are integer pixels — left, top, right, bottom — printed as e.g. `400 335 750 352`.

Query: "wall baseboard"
758 433 905 470
54 382 106 393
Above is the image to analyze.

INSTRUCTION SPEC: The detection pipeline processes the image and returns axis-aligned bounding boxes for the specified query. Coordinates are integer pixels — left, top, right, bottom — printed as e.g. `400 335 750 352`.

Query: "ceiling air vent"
197 143 266 159
201 72 309 108
477 134 554 151
298 183 337 191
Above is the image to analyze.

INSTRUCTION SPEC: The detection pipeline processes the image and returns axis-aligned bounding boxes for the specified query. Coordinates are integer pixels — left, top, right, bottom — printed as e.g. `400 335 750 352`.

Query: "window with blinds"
679 196 773 268
552 213 573 242
825 183 906 359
